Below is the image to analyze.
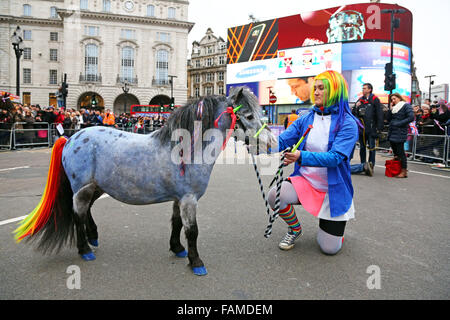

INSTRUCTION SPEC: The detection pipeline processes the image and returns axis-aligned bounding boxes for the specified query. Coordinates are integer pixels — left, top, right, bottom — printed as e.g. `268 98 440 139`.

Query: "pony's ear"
233 88 244 104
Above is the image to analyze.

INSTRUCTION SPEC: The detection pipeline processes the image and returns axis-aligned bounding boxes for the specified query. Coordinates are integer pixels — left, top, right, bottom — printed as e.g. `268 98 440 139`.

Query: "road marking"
0 166 30 172
0 194 110 226
0 215 27 226
374 165 450 179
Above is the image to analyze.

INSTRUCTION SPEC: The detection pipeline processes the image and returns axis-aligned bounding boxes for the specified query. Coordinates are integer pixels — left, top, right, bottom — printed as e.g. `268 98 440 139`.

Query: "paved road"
0 145 449 300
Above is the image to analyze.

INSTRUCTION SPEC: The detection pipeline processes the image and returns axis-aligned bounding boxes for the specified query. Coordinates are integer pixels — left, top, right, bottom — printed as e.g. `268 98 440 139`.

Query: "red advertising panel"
278 3 412 49
227 19 278 64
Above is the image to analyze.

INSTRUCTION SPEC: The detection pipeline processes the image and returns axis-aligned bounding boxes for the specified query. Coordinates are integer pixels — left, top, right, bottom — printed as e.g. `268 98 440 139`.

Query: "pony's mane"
153 87 261 144
153 95 227 144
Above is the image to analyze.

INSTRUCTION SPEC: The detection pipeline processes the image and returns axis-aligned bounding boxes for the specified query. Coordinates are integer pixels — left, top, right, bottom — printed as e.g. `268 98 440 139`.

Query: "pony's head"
227 86 277 153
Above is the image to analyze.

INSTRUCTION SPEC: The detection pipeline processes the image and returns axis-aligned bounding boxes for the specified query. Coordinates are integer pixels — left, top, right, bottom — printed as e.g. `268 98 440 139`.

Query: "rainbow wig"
310 70 362 131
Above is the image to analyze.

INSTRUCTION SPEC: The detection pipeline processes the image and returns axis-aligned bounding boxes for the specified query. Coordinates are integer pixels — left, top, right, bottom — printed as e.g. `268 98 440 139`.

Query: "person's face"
314 80 326 107
288 79 310 101
362 85 371 96
413 106 419 113
390 95 401 105
423 108 430 115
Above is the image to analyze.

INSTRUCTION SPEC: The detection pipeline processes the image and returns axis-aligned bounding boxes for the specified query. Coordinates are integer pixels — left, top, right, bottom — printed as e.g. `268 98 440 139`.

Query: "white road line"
374 165 450 179
0 194 110 226
0 166 30 172
0 215 27 226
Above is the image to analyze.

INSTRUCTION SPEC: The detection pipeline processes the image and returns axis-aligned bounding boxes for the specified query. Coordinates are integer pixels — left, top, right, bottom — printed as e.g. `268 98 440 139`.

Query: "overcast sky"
187 0 450 91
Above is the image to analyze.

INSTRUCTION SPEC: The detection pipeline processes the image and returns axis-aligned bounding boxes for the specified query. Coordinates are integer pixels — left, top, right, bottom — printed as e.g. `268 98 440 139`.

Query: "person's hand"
283 150 301 166
356 100 362 107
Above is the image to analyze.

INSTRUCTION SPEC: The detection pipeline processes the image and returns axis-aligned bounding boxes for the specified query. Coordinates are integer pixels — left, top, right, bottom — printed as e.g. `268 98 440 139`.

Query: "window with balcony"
84 44 99 81
155 50 169 85
121 46 135 83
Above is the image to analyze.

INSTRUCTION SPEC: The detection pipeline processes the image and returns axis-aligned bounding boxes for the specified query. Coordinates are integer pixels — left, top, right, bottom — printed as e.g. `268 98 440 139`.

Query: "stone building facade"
187 28 226 100
0 0 193 113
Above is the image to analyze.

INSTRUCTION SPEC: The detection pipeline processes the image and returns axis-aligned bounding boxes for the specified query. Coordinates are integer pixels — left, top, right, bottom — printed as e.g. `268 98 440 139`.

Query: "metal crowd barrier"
375 125 449 166
0 122 50 150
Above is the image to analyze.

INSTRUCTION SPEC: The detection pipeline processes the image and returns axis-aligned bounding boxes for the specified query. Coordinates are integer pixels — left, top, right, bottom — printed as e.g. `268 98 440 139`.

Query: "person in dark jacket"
350 83 384 176
386 93 414 178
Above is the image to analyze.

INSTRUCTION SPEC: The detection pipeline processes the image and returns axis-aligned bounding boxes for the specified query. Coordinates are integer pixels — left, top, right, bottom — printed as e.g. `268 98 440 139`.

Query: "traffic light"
61 82 68 97
169 97 175 110
384 62 396 91
91 94 97 107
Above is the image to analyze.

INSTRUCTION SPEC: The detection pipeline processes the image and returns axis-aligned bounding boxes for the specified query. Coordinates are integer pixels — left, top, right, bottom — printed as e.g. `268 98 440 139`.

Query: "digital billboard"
342 41 411 74
227 19 278 64
226 58 278 84
278 3 412 49
343 69 411 104
277 43 342 78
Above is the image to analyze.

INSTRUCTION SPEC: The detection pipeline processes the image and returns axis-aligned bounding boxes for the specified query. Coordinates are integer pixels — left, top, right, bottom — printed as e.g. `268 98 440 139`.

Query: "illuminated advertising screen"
258 76 315 105
226 82 259 98
278 3 412 49
277 43 342 78
227 19 278 64
342 41 411 74
344 69 411 104
226 58 278 84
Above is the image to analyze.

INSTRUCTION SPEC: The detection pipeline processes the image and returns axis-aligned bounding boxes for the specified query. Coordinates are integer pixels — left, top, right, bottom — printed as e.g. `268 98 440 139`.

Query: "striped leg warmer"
278 204 301 234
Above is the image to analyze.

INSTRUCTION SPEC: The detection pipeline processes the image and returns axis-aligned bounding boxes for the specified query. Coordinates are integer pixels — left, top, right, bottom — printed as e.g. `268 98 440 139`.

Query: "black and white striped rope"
247 145 289 238
264 149 288 238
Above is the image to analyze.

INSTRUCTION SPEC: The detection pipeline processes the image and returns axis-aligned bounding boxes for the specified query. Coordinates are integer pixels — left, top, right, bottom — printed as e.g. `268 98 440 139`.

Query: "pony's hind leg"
179 194 207 276
170 201 187 258
73 183 97 261
85 189 104 247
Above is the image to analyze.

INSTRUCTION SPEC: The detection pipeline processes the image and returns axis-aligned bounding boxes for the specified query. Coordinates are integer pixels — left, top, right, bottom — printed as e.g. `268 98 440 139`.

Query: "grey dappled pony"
22 87 275 276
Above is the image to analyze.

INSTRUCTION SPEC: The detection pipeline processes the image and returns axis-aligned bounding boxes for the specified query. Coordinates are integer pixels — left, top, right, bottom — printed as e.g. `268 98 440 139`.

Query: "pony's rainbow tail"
14 137 76 253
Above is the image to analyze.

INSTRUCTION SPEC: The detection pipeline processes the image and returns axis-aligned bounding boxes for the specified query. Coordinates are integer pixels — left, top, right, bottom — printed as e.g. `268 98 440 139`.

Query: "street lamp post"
122 81 129 114
425 75 436 102
381 9 405 95
11 26 24 97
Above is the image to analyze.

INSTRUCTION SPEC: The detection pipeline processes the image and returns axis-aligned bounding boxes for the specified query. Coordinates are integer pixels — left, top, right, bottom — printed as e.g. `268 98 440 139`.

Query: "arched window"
121 46 135 82
147 5 155 17
23 4 32 16
85 44 99 81
156 50 169 85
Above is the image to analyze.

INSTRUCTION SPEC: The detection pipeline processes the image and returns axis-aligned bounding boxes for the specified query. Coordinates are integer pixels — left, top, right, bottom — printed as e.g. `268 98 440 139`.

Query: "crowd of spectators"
0 103 168 134
412 99 450 135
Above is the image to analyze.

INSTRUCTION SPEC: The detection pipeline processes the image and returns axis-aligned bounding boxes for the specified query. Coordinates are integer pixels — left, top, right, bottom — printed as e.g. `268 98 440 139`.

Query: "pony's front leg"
179 194 207 276
170 201 187 257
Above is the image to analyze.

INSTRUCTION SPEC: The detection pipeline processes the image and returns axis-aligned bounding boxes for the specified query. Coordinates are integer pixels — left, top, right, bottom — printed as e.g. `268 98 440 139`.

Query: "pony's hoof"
192 266 208 276
88 239 98 247
81 252 96 261
175 250 188 258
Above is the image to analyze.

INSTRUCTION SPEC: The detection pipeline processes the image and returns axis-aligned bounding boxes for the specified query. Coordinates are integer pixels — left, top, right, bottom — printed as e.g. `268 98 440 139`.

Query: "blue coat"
278 106 358 217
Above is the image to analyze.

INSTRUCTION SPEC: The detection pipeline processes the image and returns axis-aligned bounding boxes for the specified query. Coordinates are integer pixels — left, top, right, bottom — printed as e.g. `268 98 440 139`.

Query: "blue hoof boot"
192 266 208 276
175 250 188 258
88 239 98 247
81 252 96 261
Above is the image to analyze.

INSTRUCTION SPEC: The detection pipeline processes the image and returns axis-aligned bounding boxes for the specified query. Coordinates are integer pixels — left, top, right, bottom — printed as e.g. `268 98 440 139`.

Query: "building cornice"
0 15 63 27
56 9 194 31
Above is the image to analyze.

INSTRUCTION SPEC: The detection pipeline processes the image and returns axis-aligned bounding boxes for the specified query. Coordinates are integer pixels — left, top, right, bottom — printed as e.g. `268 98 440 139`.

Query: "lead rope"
247 144 288 238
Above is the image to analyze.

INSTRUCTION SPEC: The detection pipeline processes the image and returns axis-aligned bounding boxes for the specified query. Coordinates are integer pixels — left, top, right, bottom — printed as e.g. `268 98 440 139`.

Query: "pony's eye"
246 114 254 120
